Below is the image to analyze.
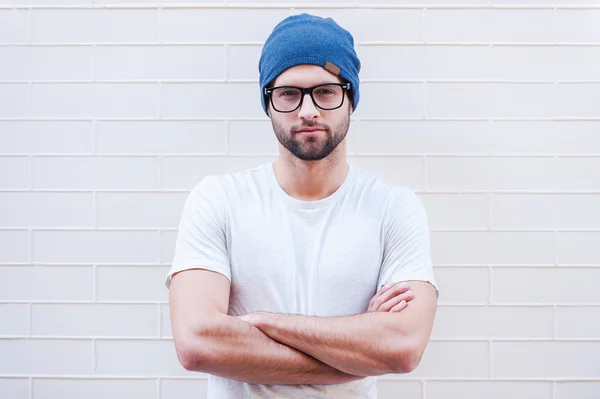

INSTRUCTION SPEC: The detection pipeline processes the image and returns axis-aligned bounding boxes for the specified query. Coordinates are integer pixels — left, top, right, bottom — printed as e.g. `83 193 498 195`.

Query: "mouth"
296 128 325 135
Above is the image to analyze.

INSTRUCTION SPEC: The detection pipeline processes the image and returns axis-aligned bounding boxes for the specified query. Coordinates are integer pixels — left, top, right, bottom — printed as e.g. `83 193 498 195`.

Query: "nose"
297 93 320 120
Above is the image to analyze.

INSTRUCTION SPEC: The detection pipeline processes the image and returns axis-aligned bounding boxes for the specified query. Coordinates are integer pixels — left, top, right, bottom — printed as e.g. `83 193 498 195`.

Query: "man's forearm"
244 312 414 377
183 313 362 385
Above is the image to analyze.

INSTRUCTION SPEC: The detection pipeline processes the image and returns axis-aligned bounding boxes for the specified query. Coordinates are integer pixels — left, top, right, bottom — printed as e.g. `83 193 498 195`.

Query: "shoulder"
350 165 423 212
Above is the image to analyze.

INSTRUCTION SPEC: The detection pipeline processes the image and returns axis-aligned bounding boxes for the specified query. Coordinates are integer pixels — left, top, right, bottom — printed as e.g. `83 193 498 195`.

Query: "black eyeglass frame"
264 82 352 113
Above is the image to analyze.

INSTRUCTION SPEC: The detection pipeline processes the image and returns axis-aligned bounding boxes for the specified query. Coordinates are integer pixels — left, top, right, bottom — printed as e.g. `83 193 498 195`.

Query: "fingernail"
395 282 407 288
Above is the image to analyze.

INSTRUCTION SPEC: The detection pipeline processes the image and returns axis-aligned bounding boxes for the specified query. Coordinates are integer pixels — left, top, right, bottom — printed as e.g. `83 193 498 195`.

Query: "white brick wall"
1 2 599 399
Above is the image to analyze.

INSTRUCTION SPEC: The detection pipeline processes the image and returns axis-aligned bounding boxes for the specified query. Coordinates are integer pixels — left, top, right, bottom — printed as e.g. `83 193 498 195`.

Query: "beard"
271 111 350 161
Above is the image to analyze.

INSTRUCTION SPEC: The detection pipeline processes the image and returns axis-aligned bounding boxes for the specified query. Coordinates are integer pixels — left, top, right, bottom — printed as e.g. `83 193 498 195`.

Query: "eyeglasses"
264 83 351 113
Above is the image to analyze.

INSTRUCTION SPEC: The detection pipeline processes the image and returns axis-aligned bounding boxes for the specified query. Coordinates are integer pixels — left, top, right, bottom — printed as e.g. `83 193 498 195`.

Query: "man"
166 13 438 398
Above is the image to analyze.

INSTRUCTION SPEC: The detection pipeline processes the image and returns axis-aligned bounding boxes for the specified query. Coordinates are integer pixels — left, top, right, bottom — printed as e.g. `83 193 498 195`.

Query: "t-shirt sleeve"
377 188 439 296
164 176 231 289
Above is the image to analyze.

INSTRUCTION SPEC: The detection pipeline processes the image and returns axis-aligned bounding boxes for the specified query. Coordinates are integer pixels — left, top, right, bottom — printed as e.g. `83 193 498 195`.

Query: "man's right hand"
367 282 413 313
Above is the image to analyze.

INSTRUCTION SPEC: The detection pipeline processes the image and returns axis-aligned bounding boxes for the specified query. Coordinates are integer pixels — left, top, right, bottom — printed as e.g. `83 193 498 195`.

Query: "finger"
368 283 394 311
377 290 413 312
371 283 409 311
390 300 407 312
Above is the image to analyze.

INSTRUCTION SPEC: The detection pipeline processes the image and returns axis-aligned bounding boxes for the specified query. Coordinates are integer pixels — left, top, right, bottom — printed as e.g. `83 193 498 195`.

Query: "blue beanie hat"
259 13 361 116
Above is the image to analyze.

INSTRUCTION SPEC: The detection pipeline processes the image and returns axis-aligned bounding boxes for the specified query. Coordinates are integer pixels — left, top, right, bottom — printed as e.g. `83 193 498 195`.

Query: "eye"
314 86 340 96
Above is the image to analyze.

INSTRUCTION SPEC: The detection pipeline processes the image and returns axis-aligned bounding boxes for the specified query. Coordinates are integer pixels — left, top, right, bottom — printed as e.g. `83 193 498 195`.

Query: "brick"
409 341 489 377
491 46 600 81
354 83 424 119
492 0 556 3
359 121 489 155
493 194 600 229
0 121 94 154
427 157 488 190
228 45 262 80
0 230 29 263
32 9 157 43
432 306 553 338
431 232 555 265
0 304 28 336
31 304 158 337
96 266 170 302
349 156 425 190
493 341 600 378
32 379 156 399
0 339 93 374
28 46 93 81
555 122 600 155
556 307 600 338
161 83 262 118
160 379 209 399
493 267 600 304
434 267 489 304
359 45 488 80
160 231 178 265
0 84 29 118
376 380 421 399
32 157 159 189
557 84 600 118
161 304 171 338
426 9 555 43
96 192 187 229
160 156 274 190
491 121 556 155
0 157 29 189
31 84 93 118
0 192 94 228
427 83 554 118
426 381 552 399
556 157 600 190
227 121 279 155
559 0 600 3
0 9 29 43
96 121 226 155
95 340 192 376
489 157 555 190
358 0 487 3
0 46 29 80
0 378 28 399
558 10 600 43
30 266 93 301
33 231 159 264
419 193 489 229
32 83 158 118
428 157 556 191
298 9 422 42
95 45 225 81
160 9 289 43
557 232 600 265
555 382 600 399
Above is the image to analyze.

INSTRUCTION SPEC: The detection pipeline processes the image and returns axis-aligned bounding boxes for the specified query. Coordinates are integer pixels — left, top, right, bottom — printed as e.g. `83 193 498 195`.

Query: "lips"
296 128 325 134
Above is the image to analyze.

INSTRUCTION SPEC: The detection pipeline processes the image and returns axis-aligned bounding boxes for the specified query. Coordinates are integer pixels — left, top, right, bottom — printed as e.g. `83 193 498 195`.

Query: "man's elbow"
390 342 426 374
176 337 214 372
174 324 221 372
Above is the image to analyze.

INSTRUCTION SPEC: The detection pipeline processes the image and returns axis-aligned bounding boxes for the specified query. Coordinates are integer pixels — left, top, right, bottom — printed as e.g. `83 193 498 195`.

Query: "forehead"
273 64 344 87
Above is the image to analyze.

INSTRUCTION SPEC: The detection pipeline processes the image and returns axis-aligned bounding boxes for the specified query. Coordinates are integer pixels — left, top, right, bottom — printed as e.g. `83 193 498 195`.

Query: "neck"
273 143 349 202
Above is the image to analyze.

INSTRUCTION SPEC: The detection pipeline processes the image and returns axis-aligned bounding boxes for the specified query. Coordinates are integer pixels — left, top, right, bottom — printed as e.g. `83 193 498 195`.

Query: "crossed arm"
169 269 437 385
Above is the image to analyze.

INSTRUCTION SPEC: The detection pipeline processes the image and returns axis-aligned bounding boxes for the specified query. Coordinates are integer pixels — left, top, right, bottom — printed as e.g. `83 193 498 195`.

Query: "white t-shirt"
165 161 438 399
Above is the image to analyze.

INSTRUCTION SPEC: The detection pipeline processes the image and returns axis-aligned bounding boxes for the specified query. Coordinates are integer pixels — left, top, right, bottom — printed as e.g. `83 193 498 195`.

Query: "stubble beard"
271 111 350 162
